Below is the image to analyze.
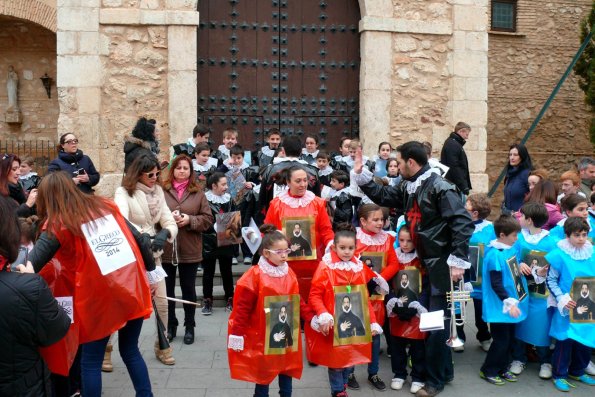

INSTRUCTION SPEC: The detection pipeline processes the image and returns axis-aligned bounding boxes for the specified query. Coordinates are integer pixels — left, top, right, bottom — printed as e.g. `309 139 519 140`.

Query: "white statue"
7 66 18 112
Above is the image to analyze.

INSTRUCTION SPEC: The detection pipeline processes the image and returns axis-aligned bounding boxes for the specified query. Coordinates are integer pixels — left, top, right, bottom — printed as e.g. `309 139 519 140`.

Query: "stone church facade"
0 0 591 197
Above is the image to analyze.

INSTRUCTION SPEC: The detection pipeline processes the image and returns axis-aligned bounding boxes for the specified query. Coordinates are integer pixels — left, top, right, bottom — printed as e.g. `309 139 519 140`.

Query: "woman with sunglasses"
114 154 178 365
0 153 37 216
48 133 100 194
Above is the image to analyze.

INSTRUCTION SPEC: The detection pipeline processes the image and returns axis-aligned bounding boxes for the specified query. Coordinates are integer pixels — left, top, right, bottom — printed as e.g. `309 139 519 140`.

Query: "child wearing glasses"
228 224 311 397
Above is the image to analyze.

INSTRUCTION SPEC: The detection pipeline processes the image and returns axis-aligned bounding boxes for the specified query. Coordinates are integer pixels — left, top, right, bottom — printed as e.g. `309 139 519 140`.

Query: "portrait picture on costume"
468 244 484 285
360 252 385 274
216 211 243 246
506 256 527 302
264 294 300 354
282 216 316 260
521 250 549 296
225 168 246 202
393 267 421 307
570 278 595 323
333 284 371 346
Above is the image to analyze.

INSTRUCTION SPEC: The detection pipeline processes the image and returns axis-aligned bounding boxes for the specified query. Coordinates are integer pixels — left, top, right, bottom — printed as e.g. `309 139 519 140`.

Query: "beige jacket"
114 185 178 264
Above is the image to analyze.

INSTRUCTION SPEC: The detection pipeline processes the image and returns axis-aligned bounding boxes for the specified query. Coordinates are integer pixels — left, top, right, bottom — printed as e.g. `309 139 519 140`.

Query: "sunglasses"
265 248 292 255
144 171 160 179
64 139 79 144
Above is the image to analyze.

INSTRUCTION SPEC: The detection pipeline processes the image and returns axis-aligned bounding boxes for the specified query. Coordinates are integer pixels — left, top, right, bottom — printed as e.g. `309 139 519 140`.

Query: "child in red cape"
228 224 313 397
305 224 384 397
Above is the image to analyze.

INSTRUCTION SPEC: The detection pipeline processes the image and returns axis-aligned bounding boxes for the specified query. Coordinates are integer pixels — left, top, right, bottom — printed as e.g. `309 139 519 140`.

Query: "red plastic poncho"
355 228 398 327
305 252 377 368
39 202 153 374
381 255 427 340
264 191 334 302
228 261 303 384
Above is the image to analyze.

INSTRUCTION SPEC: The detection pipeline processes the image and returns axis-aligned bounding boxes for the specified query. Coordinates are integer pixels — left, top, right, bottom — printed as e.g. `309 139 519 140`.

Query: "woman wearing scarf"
48 133 100 194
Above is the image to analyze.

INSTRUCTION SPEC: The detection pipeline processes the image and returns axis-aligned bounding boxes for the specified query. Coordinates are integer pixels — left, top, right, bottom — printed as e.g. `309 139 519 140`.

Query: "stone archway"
0 0 56 33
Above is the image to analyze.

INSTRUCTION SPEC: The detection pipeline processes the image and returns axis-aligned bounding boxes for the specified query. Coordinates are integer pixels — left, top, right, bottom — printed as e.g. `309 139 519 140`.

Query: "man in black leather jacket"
351 141 473 397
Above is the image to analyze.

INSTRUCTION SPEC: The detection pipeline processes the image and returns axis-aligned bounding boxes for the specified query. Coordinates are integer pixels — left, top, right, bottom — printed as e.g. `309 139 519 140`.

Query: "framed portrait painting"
570 277 595 323
521 249 549 297
282 216 317 261
333 284 371 346
264 294 300 355
360 252 386 274
506 256 527 302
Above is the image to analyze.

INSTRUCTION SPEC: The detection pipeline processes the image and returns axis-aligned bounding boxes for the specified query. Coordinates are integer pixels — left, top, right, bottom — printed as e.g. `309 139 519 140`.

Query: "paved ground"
102 306 595 397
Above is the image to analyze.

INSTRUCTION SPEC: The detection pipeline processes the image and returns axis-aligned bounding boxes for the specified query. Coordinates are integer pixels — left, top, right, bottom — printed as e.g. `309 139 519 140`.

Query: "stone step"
170 285 229 307
172 262 250 286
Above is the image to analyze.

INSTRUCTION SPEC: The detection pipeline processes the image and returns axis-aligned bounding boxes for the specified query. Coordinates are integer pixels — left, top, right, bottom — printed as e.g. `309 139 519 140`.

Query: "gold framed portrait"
570 277 595 323
264 294 300 355
521 249 549 297
282 216 317 261
360 252 386 274
333 284 372 346
506 256 527 302
468 243 485 287
393 266 422 303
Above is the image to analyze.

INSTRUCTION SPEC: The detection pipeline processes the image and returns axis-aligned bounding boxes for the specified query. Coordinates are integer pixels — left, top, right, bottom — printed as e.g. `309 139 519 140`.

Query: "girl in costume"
549 194 595 242
228 224 309 397
371 142 392 179
306 224 384 397
264 165 334 302
545 217 595 392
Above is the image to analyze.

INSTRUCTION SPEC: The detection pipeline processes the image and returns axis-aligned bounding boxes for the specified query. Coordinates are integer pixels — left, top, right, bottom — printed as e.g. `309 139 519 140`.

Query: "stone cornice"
359 16 452 36
99 8 199 26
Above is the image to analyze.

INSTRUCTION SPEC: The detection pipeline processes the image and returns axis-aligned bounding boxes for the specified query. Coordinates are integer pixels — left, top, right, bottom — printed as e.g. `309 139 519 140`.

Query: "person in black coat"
0 195 71 397
502 143 533 214
48 133 100 194
440 122 472 196
123 117 160 173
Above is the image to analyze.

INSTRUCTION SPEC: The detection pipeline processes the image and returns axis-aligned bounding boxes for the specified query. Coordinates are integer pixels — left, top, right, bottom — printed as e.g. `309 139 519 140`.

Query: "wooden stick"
155 295 201 307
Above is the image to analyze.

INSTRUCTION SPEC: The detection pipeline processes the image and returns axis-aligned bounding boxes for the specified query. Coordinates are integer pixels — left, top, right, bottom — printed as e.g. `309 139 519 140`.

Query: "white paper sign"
82 214 136 276
56 296 74 323
241 218 262 255
419 310 445 332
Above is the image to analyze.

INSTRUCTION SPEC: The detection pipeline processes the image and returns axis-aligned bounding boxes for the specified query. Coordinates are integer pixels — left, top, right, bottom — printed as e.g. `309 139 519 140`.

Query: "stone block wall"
487 0 594 205
0 17 59 140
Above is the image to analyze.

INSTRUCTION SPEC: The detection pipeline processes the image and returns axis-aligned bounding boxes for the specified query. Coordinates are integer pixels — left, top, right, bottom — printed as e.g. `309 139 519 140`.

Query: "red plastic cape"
264 195 334 301
39 202 152 375
228 265 303 384
305 253 377 368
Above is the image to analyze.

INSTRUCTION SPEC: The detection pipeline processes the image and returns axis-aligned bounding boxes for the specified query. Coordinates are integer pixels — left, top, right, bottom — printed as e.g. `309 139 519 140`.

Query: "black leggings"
162 262 199 327
202 254 234 300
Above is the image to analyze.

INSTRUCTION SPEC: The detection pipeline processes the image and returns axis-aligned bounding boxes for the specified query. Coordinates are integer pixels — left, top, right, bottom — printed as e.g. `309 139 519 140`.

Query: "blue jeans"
552 338 591 379
328 367 350 393
347 333 380 377
511 338 552 365
81 317 152 397
254 374 292 397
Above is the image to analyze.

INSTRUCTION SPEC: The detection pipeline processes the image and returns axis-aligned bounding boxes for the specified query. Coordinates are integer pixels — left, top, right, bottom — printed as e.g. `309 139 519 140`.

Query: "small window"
491 0 516 32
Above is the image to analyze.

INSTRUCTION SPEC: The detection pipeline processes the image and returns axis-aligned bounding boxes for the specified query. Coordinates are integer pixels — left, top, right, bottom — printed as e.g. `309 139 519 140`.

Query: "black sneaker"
368 374 386 391
201 298 213 315
347 373 360 390
226 297 233 312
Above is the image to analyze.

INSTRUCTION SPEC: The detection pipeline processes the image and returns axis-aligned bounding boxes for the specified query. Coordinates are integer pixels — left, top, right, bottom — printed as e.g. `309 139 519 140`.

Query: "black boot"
167 324 177 342
184 326 195 345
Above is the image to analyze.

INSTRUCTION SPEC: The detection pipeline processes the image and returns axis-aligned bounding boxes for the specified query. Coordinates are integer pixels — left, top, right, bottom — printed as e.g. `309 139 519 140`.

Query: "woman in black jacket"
0 153 37 217
502 143 533 214
123 117 160 173
48 133 100 194
0 195 71 397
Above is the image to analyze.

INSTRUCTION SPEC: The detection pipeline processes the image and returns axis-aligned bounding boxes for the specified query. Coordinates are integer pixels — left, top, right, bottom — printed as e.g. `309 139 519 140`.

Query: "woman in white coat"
114 154 178 365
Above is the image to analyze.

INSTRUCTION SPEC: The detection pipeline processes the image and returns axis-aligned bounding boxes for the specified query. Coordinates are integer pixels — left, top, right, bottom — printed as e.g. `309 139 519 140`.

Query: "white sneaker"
452 345 464 352
410 382 424 394
480 339 492 352
539 363 552 379
391 378 405 390
232 257 238 265
586 361 595 376
509 360 526 375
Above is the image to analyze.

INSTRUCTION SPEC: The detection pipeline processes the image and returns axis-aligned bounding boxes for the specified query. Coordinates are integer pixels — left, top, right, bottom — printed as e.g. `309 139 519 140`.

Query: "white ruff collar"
340 155 369 167
272 157 310 165
488 240 513 250
261 146 276 157
277 190 315 208
302 148 319 158
223 158 249 170
521 228 549 244
475 220 492 233
217 144 230 157
404 168 435 195
356 227 388 246
330 187 350 199
205 190 231 204
395 247 418 263
258 257 289 277
558 239 593 260
193 157 217 172
322 253 363 272
318 166 333 176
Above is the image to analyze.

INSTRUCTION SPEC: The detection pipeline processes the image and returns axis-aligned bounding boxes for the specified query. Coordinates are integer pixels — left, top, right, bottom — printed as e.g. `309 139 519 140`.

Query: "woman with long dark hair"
0 153 37 216
0 195 70 396
17 171 160 397
48 133 100 194
503 143 533 214
162 155 213 344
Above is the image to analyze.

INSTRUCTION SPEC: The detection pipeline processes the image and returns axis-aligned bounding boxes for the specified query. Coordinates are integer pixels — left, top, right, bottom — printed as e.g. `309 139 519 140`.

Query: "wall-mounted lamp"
40 73 52 98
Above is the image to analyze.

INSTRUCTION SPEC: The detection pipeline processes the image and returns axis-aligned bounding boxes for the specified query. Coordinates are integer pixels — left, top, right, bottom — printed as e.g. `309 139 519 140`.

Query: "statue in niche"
7 66 19 112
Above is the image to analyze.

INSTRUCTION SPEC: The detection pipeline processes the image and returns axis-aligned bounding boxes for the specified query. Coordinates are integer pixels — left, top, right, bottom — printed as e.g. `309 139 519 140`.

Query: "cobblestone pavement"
102 307 594 397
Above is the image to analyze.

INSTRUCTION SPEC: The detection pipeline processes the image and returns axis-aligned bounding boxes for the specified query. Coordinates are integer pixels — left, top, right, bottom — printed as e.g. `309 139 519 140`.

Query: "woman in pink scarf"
522 179 563 230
